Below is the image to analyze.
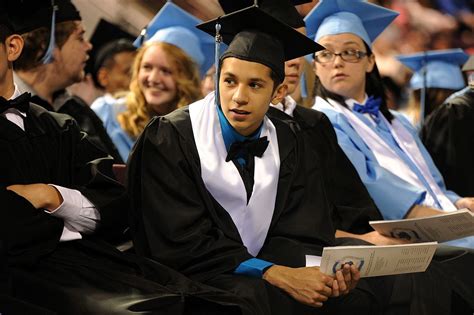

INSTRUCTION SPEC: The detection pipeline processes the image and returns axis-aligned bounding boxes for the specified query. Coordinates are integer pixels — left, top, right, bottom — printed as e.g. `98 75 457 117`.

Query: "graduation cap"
218 0 311 28
462 55 474 72
304 0 398 47
397 49 469 90
397 48 468 124
197 5 323 84
0 5 13 33
134 2 214 77
5 0 81 64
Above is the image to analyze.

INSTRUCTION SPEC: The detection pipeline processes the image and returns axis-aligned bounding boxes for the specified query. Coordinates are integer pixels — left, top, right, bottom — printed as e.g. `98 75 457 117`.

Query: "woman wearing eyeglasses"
308 0 474 249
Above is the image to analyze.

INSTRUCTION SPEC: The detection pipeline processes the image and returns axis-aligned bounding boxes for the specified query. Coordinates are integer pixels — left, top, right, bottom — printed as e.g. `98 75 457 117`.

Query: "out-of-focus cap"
6 0 81 34
134 2 214 76
304 0 398 47
397 49 469 90
218 0 311 28
462 55 474 72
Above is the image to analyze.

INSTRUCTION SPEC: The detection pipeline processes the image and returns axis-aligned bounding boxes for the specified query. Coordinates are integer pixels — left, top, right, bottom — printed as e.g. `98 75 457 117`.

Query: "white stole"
316 97 456 211
189 94 280 256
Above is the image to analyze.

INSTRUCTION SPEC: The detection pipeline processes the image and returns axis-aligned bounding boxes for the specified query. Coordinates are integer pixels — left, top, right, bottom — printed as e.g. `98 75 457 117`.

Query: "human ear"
5 34 24 62
97 67 109 88
271 83 288 105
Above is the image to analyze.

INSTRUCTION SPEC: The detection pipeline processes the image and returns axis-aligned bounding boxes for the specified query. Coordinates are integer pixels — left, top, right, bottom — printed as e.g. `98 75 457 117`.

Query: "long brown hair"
117 41 202 138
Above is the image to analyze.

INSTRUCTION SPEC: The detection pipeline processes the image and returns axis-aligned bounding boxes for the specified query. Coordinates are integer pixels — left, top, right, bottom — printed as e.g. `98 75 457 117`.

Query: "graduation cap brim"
397 49 468 71
219 0 312 15
197 6 323 61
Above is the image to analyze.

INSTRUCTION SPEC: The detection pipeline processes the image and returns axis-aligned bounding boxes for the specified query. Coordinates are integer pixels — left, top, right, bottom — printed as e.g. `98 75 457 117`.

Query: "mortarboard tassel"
214 21 222 106
40 0 58 64
419 52 427 128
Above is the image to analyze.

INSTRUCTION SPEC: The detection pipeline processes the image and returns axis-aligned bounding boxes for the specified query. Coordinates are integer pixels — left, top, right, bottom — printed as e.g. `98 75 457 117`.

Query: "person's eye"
320 51 332 58
249 82 262 89
161 68 172 76
141 64 152 71
343 50 358 57
223 78 235 85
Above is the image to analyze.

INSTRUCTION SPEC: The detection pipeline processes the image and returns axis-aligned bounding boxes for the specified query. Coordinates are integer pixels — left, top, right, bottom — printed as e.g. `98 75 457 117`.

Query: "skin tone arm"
7 184 63 211
336 230 410 245
263 263 360 308
336 200 474 245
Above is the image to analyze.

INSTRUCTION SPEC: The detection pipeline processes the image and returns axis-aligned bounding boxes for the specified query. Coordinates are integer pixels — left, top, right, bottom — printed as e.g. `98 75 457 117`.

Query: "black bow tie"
0 93 31 114
226 136 269 163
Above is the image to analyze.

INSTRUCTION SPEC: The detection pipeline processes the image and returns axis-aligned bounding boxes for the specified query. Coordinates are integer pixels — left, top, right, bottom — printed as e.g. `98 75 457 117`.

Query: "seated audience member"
10 0 123 163
397 49 469 128
92 2 206 162
0 7 247 314
421 55 474 197
309 0 474 250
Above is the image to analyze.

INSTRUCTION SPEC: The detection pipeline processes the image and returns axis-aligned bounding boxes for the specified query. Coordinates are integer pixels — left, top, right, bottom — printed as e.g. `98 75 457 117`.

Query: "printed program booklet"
369 209 474 243
306 242 437 277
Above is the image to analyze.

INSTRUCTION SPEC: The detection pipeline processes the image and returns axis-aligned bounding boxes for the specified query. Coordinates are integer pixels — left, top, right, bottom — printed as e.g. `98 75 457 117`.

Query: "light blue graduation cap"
397 48 468 124
304 0 399 47
397 49 469 90
133 1 215 77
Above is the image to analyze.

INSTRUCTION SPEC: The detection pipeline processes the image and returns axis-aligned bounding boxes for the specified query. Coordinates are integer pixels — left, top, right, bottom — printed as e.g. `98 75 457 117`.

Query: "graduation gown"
128 96 407 314
32 91 124 163
0 104 243 314
421 88 474 197
267 106 381 234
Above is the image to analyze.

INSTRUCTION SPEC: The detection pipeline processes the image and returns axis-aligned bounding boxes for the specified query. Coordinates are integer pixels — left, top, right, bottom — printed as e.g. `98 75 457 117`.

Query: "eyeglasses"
314 49 368 63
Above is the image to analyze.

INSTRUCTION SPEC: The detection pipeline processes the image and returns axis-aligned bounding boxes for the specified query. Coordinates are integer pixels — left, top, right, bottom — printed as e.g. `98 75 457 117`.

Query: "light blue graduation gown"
313 97 473 248
91 95 135 162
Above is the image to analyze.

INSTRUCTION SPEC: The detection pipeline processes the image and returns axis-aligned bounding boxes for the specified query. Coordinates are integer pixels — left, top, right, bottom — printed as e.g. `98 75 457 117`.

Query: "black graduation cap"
5 0 81 64
218 0 310 28
197 5 323 83
6 0 81 34
0 2 13 32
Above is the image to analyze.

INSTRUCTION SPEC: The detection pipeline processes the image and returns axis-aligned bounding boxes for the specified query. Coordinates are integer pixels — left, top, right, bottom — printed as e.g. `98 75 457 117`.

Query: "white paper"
319 242 437 278
370 209 474 243
305 255 322 267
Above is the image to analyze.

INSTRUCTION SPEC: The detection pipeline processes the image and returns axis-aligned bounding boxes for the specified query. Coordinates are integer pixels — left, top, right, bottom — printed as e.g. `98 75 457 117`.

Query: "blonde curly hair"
117 41 202 138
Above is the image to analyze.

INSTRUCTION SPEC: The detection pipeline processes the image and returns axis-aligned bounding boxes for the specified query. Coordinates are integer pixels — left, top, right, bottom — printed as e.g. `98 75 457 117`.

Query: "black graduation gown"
267 106 474 315
421 88 474 197
267 106 382 234
32 92 124 163
0 104 243 314
128 107 390 315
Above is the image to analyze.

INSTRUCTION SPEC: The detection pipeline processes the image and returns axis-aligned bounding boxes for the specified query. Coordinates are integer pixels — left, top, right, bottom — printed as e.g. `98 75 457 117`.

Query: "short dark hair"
14 20 77 71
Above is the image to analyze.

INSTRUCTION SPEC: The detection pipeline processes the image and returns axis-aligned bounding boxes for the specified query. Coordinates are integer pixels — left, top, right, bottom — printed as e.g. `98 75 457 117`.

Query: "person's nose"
333 53 345 68
232 84 249 105
286 57 302 71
